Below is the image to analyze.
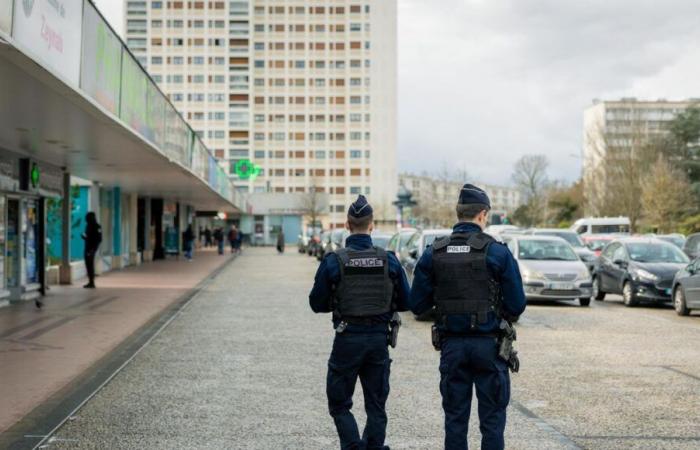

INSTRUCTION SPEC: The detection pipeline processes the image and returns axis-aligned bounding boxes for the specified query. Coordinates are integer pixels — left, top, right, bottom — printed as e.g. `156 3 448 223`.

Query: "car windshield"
372 236 391 249
518 239 578 261
625 242 690 263
399 232 413 249
657 236 685 248
423 234 449 250
535 231 584 248
586 238 610 251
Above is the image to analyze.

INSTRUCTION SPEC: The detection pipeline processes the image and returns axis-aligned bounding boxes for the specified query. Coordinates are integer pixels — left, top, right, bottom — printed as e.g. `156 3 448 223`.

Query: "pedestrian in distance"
81 212 102 289
234 230 243 254
228 226 238 254
204 227 212 248
183 224 195 261
276 229 285 254
409 184 526 450
214 227 224 255
309 195 410 450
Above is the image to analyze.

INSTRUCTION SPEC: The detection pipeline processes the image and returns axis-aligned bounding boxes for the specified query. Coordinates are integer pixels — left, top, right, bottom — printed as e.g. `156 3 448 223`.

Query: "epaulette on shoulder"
432 235 450 250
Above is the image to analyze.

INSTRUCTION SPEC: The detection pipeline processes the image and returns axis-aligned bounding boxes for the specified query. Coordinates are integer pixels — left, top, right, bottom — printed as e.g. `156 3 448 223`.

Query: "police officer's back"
409 184 526 450
310 195 410 450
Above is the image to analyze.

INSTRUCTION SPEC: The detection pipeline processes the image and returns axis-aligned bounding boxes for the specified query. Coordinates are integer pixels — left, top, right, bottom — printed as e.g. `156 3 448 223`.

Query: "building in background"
124 0 398 230
398 173 523 227
582 98 696 215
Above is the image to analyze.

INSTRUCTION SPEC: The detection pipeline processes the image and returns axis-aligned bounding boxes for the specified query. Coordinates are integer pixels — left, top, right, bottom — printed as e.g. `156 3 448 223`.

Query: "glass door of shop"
6 199 19 288
0 197 6 295
24 199 39 285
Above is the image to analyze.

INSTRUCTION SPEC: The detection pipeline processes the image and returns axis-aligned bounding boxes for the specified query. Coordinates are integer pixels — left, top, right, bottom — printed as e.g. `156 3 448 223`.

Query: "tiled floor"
0 247 234 433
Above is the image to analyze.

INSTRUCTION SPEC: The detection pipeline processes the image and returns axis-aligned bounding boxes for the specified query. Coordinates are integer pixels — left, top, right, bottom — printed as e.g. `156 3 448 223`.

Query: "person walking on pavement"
409 184 526 450
183 224 195 261
276 230 285 254
228 226 238 254
81 212 102 289
309 195 410 450
214 227 224 255
204 227 212 247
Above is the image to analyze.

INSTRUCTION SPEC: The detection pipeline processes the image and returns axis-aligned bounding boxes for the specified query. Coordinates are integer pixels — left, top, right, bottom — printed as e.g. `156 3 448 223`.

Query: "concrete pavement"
0 247 234 446
38 248 653 449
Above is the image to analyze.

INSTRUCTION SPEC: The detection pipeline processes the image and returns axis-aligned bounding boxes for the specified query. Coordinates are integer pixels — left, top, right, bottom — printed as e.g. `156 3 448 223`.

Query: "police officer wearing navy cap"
310 195 410 450
409 184 526 450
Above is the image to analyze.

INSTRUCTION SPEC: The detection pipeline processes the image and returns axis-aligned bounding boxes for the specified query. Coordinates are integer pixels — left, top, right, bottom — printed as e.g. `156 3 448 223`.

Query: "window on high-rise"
151 1 162 9
350 150 362 159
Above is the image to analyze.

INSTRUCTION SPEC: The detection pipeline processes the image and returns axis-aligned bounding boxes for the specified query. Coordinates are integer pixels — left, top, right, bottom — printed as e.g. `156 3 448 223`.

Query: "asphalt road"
45 248 700 449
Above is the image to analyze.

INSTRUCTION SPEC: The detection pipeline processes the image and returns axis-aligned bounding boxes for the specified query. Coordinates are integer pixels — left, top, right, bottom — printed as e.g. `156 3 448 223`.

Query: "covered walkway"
0 247 235 442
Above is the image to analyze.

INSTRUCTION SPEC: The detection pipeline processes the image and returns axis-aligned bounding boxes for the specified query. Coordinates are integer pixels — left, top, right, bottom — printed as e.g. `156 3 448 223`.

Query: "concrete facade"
124 0 398 227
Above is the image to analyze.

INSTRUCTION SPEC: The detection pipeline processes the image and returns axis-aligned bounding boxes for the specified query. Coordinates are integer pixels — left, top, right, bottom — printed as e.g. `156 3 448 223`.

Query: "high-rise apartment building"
582 98 696 214
124 0 397 227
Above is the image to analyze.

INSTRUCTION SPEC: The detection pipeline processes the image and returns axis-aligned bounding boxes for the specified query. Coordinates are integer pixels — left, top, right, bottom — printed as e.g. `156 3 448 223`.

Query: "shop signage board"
164 103 189 167
119 53 149 141
80 1 122 115
12 0 84 86
145 79 166 148
0 0 12 34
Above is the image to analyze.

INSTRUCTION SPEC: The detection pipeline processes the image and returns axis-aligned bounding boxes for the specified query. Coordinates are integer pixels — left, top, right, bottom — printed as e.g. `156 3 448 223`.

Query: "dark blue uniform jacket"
409 222 526 334
309 233 411 334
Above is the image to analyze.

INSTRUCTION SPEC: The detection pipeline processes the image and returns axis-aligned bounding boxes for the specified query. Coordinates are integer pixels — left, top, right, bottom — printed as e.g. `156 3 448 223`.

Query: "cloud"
398 0 700 185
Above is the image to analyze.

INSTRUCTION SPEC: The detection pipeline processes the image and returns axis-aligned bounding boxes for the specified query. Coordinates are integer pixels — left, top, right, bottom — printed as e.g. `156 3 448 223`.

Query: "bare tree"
512 155 549 225
300 182 328 233
585 116 660 231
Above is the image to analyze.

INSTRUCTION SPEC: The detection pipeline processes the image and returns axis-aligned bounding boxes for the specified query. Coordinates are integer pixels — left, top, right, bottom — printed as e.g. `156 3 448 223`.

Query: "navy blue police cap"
459 184 491 209
348 194 373 218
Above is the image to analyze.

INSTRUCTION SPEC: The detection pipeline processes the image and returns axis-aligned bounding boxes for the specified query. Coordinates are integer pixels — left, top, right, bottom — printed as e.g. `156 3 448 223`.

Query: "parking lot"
40 248 700 449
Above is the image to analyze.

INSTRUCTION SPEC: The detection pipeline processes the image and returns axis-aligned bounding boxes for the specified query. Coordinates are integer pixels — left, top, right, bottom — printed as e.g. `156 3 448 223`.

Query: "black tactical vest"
432 232 500 326
333 247 393 317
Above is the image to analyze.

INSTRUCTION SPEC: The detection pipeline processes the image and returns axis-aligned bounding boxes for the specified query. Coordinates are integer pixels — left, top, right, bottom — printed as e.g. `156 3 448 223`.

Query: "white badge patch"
447 245 471 253
347 257 384 267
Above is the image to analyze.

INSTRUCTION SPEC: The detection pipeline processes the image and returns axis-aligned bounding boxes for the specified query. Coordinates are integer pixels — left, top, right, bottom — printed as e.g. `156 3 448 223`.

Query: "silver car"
502 235 593 306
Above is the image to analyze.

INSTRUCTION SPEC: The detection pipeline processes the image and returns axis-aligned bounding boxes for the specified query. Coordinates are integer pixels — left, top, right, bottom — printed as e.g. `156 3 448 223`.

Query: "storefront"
0 151 63 303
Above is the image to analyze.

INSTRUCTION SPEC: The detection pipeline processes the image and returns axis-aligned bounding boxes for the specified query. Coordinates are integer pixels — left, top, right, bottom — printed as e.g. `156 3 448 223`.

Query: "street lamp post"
393 184 417 229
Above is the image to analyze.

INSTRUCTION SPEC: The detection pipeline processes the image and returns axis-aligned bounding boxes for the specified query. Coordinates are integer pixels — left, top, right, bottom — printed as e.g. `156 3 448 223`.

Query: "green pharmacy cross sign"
234 159 262 181
30 163 40 188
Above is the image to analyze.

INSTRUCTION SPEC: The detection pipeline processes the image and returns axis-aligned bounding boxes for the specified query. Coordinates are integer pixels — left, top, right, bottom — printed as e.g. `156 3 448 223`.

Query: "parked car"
650 233 686 249
672 258 700 316
571 217 630 236
400 228 452 320
386 228 417 260
400 229 453 283
315 231 332 261
592 237 690 306
527 228 597 272
485 225 521 236
582 234 615 257
322 229 349 258
297 234 310 253
683 233 700 260
502 235 592 306
370 231 393 249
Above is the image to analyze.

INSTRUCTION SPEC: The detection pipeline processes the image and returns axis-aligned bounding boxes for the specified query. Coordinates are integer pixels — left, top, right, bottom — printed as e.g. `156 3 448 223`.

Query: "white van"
571 217 631 235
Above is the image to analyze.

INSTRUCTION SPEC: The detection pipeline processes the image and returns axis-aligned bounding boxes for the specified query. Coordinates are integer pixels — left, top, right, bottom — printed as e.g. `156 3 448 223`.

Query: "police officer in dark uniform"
409 184 526 450
310 195 410 450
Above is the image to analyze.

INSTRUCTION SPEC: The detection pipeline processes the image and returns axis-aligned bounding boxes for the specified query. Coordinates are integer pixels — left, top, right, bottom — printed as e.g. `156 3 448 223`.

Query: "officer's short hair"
347 214 373 232
456 203 490 221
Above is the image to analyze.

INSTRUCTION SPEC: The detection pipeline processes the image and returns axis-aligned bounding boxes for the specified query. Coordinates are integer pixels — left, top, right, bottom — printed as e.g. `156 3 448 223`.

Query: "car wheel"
579 297 591 307
622 281 639 307
593 276 606 301
674 286 690 316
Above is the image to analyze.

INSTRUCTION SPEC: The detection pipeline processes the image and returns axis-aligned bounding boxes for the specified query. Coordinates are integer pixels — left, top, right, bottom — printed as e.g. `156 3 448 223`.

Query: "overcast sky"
97 0 700 186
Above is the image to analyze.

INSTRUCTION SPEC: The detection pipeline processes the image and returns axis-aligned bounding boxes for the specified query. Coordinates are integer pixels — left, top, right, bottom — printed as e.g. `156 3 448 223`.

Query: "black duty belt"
341 317 387 326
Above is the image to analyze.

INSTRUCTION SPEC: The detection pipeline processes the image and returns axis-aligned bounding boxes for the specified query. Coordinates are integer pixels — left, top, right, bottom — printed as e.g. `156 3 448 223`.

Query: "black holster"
388 312 401 348
498 320 520 373
431 325 442 351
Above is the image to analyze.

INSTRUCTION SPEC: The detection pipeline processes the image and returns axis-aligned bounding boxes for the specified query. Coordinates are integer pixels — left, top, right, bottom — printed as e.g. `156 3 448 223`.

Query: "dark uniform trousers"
440 336 510 450
327 332 391 450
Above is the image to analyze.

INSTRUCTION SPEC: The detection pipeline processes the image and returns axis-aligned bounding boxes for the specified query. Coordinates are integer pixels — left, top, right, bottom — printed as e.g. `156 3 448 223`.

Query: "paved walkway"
43 248 577 449
0 247 234 438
